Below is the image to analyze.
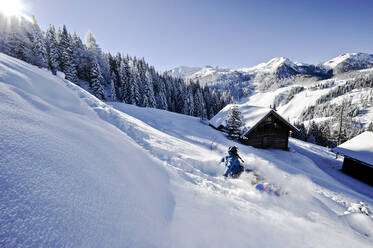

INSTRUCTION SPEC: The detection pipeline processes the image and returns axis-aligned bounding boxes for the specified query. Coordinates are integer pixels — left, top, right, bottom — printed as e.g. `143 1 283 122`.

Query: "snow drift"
0 53 174 247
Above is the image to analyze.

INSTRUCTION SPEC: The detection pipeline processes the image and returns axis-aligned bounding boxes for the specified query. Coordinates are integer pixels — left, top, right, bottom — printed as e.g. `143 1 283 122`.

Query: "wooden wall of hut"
240 114 290 150
342 157 373 186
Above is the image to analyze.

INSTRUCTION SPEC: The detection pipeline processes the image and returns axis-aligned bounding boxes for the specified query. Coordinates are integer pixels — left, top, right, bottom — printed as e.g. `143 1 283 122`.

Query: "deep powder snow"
1 53 373 247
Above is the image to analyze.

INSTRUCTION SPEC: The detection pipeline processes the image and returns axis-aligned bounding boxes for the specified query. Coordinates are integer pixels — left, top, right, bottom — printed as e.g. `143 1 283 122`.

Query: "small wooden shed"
332 131 373 186
209 105 298 150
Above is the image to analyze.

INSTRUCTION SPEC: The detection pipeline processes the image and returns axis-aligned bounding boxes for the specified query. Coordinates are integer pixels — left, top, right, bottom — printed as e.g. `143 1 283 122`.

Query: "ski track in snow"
1 53 373 247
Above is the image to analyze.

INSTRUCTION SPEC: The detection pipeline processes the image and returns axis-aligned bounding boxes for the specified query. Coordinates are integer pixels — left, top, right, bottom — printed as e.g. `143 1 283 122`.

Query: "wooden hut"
332 131 373 185
209 105 298 150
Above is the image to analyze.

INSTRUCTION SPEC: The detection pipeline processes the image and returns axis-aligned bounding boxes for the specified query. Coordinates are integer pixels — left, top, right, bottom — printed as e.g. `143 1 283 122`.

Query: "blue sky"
24 0 373 70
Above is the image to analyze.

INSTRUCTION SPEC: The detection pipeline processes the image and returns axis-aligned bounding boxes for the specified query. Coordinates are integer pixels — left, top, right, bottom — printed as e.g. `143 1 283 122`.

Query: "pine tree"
174 80 185 113
89 59 105 100
182 86 195 116
119 58 133 103
292 122 307 141
143 70 156 108
110 78 117 101
85 31 110 83
30 16 47 68
156 78 168 110
334 98 352 145
202 86 215 119
194 87 207 118
71 32 87 80
45 25 59 74
307 121 319 144
85 31 101 54
59 25 77 82
319 122 332 147
131 69 141 105
225 105 243 140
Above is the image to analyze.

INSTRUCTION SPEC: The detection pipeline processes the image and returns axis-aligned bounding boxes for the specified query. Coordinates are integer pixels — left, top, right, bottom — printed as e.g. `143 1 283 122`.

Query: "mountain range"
169 52 373 144
168 53 373 86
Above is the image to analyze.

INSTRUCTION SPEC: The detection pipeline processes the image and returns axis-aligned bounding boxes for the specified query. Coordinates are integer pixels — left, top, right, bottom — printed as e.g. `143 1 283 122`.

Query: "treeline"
0 14 232 119
300 77 373 122
292 120 373 148
314 74 373 105
294 96 373 147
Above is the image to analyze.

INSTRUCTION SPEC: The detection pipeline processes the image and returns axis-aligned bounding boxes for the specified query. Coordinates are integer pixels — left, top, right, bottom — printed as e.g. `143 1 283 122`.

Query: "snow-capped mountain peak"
322 52 373 73
168 52 373 98
166 66 203 78
167 65 231 80
239 57 299 74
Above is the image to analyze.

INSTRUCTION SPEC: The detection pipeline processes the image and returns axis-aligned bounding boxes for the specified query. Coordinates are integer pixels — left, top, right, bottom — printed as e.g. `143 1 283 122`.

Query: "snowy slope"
243 71 373 128
108 102 373 247
0 53 174 247
1 53 373 247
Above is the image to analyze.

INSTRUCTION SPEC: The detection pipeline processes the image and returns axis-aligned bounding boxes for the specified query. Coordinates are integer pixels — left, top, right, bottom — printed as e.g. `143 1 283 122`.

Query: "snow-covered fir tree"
45 25 59 75
182 86 195 116
89 58 106 100
85 31 101 54
143 70 156 108
333 98 353 145
131 68 142 105
71 32 87 80
292 122 307 141
225 105 243 140
30 16 47 68
153 75 168 110
59 25 77 82
110 78 117 101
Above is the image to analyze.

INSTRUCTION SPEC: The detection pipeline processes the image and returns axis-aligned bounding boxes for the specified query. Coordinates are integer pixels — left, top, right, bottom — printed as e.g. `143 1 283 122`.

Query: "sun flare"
0 0 24 17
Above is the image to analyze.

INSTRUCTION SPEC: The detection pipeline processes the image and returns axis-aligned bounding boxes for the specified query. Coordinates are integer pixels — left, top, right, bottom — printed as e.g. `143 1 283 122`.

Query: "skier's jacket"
221 153 243 176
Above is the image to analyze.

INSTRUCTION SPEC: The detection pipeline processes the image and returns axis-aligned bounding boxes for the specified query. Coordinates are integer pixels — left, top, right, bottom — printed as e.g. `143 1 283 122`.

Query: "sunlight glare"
0 0 24 17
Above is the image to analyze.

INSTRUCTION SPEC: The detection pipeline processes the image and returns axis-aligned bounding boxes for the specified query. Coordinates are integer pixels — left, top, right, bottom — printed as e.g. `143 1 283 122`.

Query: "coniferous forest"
0 14 232 119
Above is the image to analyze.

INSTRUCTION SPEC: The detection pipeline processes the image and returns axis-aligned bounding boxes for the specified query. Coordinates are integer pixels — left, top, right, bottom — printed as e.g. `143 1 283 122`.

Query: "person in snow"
220 146 245 178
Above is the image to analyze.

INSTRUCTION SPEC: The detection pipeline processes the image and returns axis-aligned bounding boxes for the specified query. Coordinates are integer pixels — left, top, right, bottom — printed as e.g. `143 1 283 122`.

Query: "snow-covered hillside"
170 53 373 136
244 69 373 127
0 53 174 247
1 53 373 247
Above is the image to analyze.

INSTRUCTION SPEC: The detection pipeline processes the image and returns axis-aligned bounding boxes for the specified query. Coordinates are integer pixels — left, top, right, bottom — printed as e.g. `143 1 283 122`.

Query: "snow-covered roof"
209 104 297 135
332 131 373 166
209 104 269 129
